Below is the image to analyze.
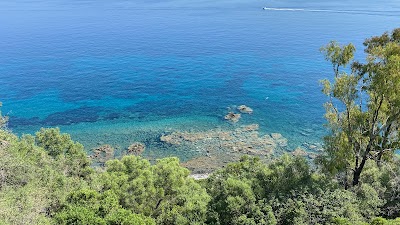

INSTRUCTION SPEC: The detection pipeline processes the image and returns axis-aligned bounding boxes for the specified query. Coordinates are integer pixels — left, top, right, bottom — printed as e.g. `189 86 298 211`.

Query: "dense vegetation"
0 30 400 225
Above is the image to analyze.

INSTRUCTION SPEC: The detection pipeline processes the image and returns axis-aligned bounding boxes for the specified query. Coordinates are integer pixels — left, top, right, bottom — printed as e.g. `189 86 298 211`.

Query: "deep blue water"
1 0 400 160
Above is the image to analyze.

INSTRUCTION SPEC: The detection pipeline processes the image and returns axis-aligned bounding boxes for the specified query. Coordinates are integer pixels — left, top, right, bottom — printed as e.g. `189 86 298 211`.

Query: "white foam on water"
262 7 395 15
263 7 305 11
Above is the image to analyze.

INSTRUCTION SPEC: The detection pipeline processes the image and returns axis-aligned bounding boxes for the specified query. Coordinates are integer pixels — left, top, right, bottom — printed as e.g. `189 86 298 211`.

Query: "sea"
1 0 400 161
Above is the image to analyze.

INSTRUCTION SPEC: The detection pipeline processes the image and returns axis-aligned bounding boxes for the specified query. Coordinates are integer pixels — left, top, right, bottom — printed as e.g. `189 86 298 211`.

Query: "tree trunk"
352 168 361 186
352 156 367 186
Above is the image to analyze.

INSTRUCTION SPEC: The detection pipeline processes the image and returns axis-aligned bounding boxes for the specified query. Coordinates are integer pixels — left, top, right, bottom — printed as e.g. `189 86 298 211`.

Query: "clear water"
1 0 399 161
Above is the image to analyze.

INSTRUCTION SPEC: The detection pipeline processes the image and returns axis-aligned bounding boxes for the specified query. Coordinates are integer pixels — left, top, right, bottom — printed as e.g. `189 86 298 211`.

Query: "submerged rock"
270 133 288 147
271 133 283 140
127 142 145 155
224 112 241 123
291 146 320 160
90 144 115 164
240 124 259 132
292 147 307 157
158 124 294 173
301 142 324 152
237 105 253 114
160 133 182 145
182 156 226 174
160 124 290 172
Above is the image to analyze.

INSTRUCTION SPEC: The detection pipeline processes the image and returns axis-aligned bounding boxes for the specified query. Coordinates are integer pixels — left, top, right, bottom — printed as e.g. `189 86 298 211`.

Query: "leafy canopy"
318 28 400 188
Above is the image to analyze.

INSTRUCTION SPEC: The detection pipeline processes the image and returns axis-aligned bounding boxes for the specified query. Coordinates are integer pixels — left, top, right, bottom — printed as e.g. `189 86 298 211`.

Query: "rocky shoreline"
88 105 324 173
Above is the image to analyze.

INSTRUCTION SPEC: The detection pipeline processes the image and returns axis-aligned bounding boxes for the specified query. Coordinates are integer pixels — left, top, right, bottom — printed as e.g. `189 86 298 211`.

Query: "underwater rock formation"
161 124 289 173
237 105 253 114
127 142 145 155
159 125 280 156
301 142 324 152
270 133 288 147
182 156 227 174
224 112 241 123
292 147 307 157
90 144 115 165
292 145 322 159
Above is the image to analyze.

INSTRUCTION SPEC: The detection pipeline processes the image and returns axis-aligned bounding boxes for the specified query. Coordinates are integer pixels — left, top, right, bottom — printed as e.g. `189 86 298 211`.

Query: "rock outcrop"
237 105 253 114
224 112 241 123
127 142 145 155
90 144 114 165
161 124 290 173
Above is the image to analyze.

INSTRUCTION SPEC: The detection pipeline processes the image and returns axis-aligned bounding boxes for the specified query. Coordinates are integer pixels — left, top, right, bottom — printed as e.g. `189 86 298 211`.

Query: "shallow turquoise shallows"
1 0 400 161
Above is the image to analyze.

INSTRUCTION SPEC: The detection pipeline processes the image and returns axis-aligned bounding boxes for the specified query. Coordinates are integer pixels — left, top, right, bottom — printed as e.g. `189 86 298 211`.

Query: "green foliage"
36 127 74 157
1 124 399 224
379 159 400 218
320 41 355 75
57 155 209 225
0 128 91 224
370 217 400 225
319 28 400 188
205 155 381 225
207 176 276 225
105 209 156 225
54 188 156 225
35 128 92 178
55 206 107 225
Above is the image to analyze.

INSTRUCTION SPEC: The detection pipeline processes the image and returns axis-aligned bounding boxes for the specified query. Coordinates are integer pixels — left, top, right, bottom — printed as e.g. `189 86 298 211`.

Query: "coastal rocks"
182 156 227 174
223 105 254 123
224 112 241 123
301 142 324 152
127 142 145 155
160 133 181 145
271 133 283 139
237 105 253 114
160 131 231 145
292 147 307 157
161 124 288 172
270 133 288 147
241 124 259 132
90 144 115 165
292 145 321 159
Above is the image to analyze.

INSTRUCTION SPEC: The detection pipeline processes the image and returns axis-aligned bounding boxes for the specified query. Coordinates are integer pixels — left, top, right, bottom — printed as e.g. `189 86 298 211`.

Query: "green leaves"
35 128 92 178
60 155 210 225
35 128 73 157
319 29 400 188
205 155 388 225
320 41 355 75
1 124 399 224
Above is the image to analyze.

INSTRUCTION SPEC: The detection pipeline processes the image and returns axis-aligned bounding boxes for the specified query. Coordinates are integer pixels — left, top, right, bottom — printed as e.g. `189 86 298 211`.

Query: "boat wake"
262 7 400 16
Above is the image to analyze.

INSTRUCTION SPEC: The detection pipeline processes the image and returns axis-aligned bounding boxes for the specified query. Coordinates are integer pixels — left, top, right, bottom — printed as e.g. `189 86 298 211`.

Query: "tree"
54 188 156 225
83 155 210 225
35 128 92 178
319 28 400 188
205 155 374 225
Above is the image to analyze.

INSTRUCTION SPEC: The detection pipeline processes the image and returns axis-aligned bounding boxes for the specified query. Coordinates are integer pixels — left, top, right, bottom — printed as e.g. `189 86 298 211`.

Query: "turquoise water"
1 0 400 161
